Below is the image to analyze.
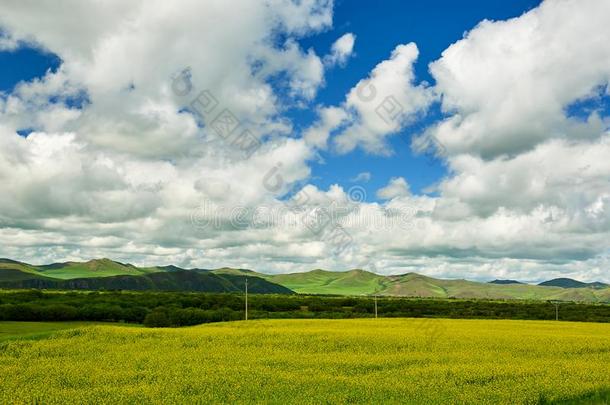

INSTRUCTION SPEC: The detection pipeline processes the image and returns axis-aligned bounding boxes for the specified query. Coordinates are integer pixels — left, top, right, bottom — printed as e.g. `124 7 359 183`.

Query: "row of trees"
1 289 609 327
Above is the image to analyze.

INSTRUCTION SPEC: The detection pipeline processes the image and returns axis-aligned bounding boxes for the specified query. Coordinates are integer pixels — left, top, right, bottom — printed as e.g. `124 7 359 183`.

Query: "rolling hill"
380 273 589 301
0 270 293 294
1 258 609 302
206 268 610 302
35 258 160 279
0 268 56 282
0 258 161 279
538 278 609 289
265 269 389 296
210 269 610 302
0 258 42 275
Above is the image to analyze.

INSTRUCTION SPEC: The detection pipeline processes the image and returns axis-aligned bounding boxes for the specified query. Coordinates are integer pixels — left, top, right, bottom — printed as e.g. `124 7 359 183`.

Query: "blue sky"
0 47 60 92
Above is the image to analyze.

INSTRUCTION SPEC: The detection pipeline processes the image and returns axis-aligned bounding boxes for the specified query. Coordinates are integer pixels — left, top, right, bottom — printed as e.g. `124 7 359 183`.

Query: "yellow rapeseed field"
1 318 610 404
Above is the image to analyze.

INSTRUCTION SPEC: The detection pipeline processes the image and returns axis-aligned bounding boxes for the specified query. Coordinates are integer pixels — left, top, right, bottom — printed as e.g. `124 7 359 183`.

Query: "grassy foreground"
0 321 138 342
1 319 610 404
0 321 97 342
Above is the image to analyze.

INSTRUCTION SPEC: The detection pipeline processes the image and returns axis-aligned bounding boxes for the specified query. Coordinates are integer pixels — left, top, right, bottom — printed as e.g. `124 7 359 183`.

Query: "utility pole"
548 300 559 321
555 302 559 321
245 278 248 321
374 294 378 319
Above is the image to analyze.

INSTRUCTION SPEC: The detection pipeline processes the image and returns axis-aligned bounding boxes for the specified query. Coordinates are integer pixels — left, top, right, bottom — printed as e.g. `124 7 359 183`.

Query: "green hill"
0 268 56 282
265 269 388 295
0 259 292 294
539 278 609 289
36 258 159 279
0 258 163 279
0 270 293 294
210 268 259 276
0 258 42 275
242 269 610 302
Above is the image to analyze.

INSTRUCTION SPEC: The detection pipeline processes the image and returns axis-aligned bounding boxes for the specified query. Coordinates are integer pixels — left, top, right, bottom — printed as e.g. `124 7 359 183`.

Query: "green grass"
268 269 389 295
0 321 101 342
0 260 42 275
2 318 610 404
542 389 610 404
0 321 141 342
0 258 161 280
35 259 156 279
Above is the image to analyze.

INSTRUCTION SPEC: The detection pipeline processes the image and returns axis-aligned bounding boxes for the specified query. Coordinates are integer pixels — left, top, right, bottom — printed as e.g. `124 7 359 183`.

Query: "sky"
0 0 609 282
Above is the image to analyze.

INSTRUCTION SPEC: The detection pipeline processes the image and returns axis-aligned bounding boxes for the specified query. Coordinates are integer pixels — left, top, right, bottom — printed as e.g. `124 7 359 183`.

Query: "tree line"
0 289 609 327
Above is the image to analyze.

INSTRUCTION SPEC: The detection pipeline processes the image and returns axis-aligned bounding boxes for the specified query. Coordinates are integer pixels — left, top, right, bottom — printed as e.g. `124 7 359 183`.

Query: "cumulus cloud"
0 0 333 157
303 106 349 148
421 0 610 159
324 32 356 66
376 177 410 199
0 0 331 266
312 43 435 154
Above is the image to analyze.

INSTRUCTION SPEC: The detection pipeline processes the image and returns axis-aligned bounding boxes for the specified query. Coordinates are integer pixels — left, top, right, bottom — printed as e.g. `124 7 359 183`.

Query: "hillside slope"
265 269 388 296
0 259 42 275
36 259 160 279
0 271 293 294
539 278 609 289
0 268 57 282
243 269 610 302
0 258 163 279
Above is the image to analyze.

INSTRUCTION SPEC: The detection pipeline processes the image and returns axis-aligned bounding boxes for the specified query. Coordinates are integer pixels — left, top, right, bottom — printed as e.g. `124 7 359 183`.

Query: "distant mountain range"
0 258 609 302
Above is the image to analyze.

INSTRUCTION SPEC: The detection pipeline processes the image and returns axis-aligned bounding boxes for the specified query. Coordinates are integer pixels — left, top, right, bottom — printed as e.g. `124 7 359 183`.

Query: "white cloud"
0 33 19 51
376 177 410 199
423 0 610 159
331 43 435 154
0 0 331 268
325 32 355 66
350 172 371 183
0 0 332 158
253 39 325 101
303 106 349 148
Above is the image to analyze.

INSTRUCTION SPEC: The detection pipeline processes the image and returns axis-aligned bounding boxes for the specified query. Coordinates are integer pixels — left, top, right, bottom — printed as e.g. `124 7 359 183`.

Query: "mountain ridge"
1 258 609 302
0 268 293 294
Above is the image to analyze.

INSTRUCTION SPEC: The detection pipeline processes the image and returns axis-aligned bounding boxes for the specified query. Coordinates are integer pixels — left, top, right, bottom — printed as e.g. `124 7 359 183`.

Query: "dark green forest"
1 290 609 327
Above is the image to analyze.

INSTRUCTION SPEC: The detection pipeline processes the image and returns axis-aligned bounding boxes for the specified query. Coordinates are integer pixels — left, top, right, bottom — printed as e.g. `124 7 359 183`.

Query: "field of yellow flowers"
1 318 610 404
